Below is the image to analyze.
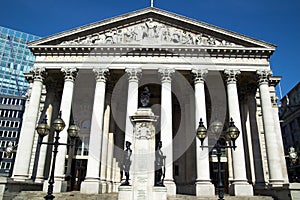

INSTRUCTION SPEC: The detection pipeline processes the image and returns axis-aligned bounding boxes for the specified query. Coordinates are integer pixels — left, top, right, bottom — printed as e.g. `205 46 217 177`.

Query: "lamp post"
36 112 79 200
287 147 299 182
196 118 240 200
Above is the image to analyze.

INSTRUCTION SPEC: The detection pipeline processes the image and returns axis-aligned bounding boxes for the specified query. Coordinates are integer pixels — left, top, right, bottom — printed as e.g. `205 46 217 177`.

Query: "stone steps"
4 191 274 200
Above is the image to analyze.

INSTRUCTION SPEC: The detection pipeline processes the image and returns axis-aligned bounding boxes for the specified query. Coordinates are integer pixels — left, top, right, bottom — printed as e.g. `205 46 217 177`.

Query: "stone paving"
3 191 274 200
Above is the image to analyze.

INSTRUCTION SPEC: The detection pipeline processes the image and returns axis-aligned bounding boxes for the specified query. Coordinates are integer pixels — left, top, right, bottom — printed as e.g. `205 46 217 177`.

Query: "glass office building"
0 26 40 96
0 26 40 176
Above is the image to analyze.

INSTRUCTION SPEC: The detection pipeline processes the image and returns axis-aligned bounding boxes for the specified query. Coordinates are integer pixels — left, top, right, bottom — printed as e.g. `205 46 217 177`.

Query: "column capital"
93 68 109 82
125 68 142 82
30 67 46 82
61 67 78 82
158 67 175 83
257 70 272 85
191 68 208 84
224 69 240 84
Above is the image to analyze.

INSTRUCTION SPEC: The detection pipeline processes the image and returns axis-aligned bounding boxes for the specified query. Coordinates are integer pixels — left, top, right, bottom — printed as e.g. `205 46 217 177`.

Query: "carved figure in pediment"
145 18 157 38
105 30 117 44
123 27 133 43
171 29 180 43
94 34 106 44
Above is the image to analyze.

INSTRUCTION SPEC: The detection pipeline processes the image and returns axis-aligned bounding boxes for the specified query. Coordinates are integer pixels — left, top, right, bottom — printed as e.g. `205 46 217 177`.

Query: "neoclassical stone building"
12 7 289 198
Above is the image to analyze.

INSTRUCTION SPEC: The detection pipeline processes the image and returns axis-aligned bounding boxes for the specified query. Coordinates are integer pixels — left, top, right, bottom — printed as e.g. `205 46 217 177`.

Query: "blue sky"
0 0 299 98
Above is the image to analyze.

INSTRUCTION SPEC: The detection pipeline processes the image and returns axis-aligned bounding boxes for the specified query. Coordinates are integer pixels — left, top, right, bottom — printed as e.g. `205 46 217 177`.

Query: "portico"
12 7 289 199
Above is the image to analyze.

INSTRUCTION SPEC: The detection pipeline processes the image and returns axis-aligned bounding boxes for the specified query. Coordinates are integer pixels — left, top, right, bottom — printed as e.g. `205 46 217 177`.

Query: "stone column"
13 67 46 181
158 67 176 196
192 68 215 196
257 70 284 187
53 67 78 192
124 68 142 144
36 83 57 182
269 81 289 184
99 105 111 192
224 69 253 196
81 68 108 194
106 132 114 192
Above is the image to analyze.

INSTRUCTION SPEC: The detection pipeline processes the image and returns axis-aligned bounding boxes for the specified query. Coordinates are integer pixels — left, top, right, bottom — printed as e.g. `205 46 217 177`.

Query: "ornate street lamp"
35 111 79 200
196 117 240 200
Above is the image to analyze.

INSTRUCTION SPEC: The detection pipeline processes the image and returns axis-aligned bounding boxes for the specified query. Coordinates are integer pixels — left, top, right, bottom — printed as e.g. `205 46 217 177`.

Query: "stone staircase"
3 191 274 200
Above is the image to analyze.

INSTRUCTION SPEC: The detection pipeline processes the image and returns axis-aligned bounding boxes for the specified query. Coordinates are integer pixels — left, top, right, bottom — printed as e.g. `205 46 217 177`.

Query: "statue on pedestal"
121 141 132 186
140 86 150 107
155 141 166 186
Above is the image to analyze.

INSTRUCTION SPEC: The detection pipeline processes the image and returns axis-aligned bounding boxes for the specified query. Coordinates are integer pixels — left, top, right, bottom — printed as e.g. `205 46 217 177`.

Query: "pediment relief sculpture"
60 19 241 47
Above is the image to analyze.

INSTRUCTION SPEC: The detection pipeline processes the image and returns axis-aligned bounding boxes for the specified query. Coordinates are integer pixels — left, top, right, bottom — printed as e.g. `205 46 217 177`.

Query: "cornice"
30 45 274 58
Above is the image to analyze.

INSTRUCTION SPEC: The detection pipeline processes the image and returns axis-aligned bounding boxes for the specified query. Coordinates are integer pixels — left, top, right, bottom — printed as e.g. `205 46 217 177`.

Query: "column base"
152 186 167 200
43 179 67 193
106 181 113 193
118 185 133 200
269 179 285 188
80 179 107 194
195 181 215 197
12 175 28 182
229 182 253 196
164 180 176 196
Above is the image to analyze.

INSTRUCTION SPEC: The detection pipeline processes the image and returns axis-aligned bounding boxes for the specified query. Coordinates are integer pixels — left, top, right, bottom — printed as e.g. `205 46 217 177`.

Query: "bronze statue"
121 141 132 186
155 141 166 186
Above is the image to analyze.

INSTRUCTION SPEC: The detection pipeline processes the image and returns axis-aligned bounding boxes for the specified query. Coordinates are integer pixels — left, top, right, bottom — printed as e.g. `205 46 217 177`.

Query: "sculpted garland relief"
60 19 239 47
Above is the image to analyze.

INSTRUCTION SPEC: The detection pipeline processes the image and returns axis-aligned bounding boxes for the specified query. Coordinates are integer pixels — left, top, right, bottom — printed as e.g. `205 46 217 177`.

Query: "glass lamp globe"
226 118 240 141
36 117 50 137
67 123 80 138
210 120 223 135
52 112 65 132
196 118 207 142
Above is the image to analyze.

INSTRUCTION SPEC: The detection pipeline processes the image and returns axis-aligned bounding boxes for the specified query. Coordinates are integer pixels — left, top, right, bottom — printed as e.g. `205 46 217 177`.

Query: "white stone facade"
11 7 290 199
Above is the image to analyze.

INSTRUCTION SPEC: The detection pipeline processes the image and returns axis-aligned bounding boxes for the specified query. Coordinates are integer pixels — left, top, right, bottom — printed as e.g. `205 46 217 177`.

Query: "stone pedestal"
118 108 167 200
290 183 300 200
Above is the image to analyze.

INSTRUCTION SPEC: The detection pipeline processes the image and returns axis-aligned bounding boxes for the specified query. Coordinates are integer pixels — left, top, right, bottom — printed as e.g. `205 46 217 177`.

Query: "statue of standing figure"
155 141 166 186
121 141 132 186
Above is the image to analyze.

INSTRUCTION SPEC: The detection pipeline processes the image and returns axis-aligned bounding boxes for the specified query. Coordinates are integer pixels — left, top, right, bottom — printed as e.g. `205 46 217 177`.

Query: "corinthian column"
158 67 176 196
224 69 253 196
257 70 284 187
53 67 78 192
81 68 108 194
13 67 46 181
124 68 142 144
192 68 215 196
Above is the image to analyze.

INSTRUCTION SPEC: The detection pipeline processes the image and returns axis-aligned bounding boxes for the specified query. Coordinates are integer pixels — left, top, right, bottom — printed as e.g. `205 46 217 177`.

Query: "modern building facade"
0 26 40 176
11 8 290 199
279 82 300 182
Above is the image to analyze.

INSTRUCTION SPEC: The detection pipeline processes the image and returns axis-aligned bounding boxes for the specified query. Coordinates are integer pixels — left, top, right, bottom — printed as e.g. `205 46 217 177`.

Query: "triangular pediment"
29 7 275 49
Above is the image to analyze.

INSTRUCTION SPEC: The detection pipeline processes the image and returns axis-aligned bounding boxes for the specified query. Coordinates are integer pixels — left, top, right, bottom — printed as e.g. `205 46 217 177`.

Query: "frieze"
60 19 240 47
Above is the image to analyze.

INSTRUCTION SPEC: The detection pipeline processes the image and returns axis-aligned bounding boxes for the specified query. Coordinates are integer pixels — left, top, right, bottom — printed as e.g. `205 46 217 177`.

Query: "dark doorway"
70 159 87 191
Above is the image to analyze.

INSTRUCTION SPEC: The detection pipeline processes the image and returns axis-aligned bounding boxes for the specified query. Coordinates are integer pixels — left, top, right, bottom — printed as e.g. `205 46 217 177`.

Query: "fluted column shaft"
257 70 284 186
124 68 141 144
192 69 215 196
13 67 46 181
224 69 253 195
53 67 78 192
158 67 176 196
81 68 108 194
